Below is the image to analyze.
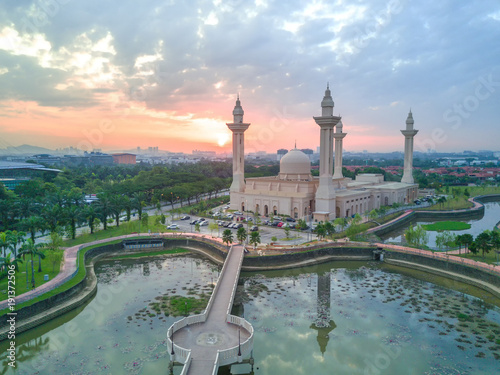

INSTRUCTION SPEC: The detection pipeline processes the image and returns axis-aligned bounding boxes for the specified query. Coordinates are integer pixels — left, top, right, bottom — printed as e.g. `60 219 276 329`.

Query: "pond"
379 200 500 248
1 255 499 374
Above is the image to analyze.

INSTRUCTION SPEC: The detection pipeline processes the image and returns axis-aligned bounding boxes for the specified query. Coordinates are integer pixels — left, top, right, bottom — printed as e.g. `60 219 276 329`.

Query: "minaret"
313 84 341 219
333 120 346 179
401 110 418 184
226 95 250 208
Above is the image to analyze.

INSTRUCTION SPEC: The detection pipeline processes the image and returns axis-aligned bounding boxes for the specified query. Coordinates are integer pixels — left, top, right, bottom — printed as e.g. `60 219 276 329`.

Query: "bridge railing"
204 244 233 316
179 352 192 375
225 246 245 318
167 313 206 365
217 315 254 367
211 352 220 375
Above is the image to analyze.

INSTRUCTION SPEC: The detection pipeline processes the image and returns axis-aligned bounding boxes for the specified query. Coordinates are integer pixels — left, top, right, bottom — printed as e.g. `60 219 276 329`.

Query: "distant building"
86 152 114 166
277 149 288 161
0 178 30 190
112 153 137 164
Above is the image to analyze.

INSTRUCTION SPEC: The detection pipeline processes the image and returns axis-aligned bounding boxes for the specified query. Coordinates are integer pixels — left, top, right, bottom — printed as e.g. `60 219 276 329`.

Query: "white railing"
179 352 192 375
217 315 254 367
225 247 245 318
204 245 233 316
212 352 220 375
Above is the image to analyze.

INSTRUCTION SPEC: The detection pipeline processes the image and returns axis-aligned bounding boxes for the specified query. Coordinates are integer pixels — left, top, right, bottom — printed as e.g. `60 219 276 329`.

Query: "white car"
167 224 179 230
200 221 209 226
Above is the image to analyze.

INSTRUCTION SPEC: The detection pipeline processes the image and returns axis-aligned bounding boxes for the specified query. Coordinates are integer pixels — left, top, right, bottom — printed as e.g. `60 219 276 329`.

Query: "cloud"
0 0 499 151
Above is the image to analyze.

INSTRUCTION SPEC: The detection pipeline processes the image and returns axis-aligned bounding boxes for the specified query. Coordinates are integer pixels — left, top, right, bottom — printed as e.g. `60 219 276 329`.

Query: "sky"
0 0 499 155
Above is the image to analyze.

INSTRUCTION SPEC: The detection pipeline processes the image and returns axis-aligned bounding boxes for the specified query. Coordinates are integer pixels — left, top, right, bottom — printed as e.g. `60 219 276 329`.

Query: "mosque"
226 85 419 222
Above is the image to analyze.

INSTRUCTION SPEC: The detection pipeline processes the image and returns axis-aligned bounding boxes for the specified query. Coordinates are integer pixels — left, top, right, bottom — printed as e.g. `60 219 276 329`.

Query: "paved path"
172 244 250 374
0 233 226 310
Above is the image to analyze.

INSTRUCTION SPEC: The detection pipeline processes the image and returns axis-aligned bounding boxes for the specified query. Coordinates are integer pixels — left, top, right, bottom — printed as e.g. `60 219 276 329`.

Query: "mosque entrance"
264 205 269 216
255 204 260 215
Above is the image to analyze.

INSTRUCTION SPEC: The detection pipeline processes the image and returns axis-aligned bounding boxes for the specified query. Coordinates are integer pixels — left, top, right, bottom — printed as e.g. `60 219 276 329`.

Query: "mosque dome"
279 148 312 178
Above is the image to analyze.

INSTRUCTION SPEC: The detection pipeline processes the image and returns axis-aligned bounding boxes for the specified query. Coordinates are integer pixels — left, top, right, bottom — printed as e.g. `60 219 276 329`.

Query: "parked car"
234 211 243 215
180 215 190 220
167 224 179 230
250 225 258 231
235 223 244 229
200 221 208 226
277 222 285 227
190 220 198 225
286 217 296 222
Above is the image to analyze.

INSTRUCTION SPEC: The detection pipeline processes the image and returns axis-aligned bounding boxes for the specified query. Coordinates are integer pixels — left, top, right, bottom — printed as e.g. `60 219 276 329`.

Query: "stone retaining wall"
385 251 500 289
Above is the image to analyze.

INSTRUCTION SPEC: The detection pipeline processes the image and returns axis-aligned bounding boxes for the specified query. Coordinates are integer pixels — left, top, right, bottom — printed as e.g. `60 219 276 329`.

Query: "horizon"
0 1 499 154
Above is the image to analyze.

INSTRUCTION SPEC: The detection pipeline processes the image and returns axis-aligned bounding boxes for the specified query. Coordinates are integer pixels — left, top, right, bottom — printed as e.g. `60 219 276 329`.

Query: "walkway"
0 232 226 310
168 244 253 374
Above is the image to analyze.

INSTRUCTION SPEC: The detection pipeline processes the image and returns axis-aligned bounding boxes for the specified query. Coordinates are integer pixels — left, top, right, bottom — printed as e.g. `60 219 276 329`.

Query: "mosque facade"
226 86 419 222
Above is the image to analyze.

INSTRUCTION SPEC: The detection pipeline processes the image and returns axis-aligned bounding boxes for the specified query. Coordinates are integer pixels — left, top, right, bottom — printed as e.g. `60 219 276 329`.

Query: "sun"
217 133 230 147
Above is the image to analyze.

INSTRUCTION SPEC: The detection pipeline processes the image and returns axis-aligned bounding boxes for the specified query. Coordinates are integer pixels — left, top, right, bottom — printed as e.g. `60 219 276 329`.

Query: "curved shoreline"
1 195 500 340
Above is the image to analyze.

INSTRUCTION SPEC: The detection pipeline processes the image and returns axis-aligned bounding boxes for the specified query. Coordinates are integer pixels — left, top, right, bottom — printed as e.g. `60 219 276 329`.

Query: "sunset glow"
0 1 499 153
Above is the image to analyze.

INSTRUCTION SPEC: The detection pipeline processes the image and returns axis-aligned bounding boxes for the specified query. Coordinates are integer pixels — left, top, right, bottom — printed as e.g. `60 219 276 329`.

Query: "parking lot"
167 206 312 246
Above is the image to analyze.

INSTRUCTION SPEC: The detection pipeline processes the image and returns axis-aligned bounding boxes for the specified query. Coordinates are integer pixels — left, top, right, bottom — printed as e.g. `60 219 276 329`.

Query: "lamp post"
185 301 188 316
170 328 175 357
237 323 242 363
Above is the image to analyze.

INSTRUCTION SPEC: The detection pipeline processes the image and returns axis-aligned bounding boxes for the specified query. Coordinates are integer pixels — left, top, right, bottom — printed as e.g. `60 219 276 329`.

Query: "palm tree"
324 221 335 239
249 231 261 249
0 256 23 273
64 205 83 239
109 195 125 227
96 193 113 230
0 231 10 258
83 204 98 234
19 239 45 288
236 227 247 244
132 192 146 221
7 230 26 259
475 231 492 259
20 216 45 243
42 203 63 233
222 229 233 248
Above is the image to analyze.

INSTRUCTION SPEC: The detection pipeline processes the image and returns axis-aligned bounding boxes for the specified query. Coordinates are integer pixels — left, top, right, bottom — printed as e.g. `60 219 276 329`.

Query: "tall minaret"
227 95 250 207
313 84 341 219
333 120 346 179
401 110 418 184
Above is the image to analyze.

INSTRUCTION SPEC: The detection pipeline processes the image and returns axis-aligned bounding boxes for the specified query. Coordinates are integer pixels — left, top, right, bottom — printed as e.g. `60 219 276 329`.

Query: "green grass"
0 239 125 316
63 218 169 247
421 196 474 211
0 255 61 302
456 251 500 265
109 248 188 260
422 221 472 232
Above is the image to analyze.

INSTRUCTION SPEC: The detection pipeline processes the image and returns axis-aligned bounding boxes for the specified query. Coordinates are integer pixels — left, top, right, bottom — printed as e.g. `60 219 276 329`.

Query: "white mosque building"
226 85 419 222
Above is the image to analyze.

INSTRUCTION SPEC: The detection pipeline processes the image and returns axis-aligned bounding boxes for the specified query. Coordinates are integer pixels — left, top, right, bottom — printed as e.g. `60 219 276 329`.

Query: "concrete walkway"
0 233 226 310
172 244 250 374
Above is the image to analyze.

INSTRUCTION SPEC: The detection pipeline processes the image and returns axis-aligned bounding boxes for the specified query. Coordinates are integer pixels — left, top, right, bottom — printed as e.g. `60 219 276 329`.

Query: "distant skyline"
0 1 499 154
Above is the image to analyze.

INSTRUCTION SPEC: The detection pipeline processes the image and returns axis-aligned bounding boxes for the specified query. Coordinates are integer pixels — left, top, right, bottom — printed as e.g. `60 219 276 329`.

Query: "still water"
379 201 500 248
1 255 499 374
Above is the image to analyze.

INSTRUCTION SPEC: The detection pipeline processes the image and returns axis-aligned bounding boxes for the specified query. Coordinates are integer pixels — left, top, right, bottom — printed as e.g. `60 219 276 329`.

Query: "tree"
194 223 200 233
334 217 348 232
208 222 218 236
404 225 429 247
222 229 233 248
96 193 112 230
0 256 22 273
20 216 45 243
475 231 492 259
297 219 308 230
46 249 63 272
368 209 378 221
324 221 335 238
0 231 10 258
437 196 447 208
249 231 261 249
237 227 247 244
109 195 125 227
460 233 474 253
351 213 362 226
435 231 456 251
284 226 291 239
7 230 26 259
141 213 149 229
83 205 98 234
64 205 82 239
315 223 326 240
19 239 45 288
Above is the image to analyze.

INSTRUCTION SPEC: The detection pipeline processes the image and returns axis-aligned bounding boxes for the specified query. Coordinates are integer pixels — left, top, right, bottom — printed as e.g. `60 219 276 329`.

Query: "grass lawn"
0 255 61 302
421 196 474 211
109 248 188 260
0 239 125 315
456 250 500 266
421 221 472 231
63 218 171 247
